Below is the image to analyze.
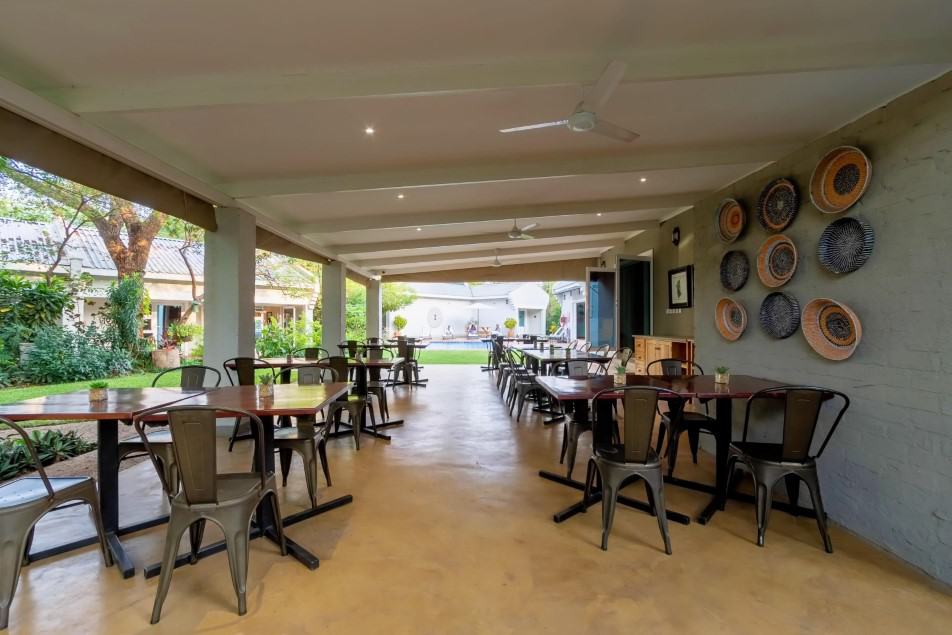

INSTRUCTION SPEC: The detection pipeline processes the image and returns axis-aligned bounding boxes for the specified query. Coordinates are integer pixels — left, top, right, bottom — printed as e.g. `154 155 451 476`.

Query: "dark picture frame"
668 265 694 309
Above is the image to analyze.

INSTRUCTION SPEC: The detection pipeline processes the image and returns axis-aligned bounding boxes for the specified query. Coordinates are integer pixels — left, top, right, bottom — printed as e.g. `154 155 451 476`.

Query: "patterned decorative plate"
715 297 747 341
756 178 800 232
801 298 862 360
757 234 798 287
715 198 746 243
818 217 874 274
719 250 749 291
759 292 801 339
810 146 871 214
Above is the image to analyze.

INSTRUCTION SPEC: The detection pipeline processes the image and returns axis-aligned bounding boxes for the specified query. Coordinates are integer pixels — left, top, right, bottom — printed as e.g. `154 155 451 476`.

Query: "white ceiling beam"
377 252 604 275
41 38 952 113
355 239 622 269
334 222 651 255
232 145 783 198
296 194 701 233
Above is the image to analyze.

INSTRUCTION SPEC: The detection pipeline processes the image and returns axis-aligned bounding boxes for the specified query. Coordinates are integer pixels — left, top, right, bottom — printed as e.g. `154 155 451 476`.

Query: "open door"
584 267 617 348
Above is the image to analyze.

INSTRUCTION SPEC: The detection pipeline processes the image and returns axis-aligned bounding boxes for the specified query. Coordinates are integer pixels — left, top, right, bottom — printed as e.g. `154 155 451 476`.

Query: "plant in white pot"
614 363 628 385
258 373 275 398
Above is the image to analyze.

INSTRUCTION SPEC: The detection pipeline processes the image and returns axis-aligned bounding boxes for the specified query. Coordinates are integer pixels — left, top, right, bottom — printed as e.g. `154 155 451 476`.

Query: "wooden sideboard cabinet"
631 335 696 375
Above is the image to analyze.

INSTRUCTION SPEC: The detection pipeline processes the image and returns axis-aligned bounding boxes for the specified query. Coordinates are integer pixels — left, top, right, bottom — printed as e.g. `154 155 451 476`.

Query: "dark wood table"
521 349 610 375
137 383 352 579
534 375 692 526
0 387 207 577
536 374 805 525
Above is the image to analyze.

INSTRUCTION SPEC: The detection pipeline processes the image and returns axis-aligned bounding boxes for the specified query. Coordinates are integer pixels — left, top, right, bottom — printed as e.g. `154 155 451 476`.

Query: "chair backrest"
297 347 328 361
0 416 55 497
647 358 704 377
367 337 382 344
223 357 274 386
326 356 349 390
133 406 267 504
567 360 589 377
567 339 578 350
368 347 394 360
152 365 221 388
578 341 592 352
743 386 850 462
593 387 681 464
345 340 360 357
616 347 633 367
298 364 338 385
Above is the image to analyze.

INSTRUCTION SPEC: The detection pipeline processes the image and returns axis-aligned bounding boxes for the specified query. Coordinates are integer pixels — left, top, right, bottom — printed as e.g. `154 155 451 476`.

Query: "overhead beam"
41 38 952 113
227 145 788 198
334 222 651 255
382 258 599 283
355 239 622 269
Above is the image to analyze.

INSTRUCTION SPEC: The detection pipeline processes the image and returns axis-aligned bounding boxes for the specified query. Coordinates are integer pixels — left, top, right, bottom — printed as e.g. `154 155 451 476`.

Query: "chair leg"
754 479 776 548
367 400 378 436
279 448 293 487
564 422 582 479
599 471 621 551
0 515 31 630
227 417 244 452
150 512 193 624
268 492 288 555
80 485 113 568
655 422 666 455
350 406 361 450
582 459 597 512
644 471 672 555
318 439 332 486
559 424 568 464
802 471 834 553
666 426 682 477
21 527 34 567
687 427 700 464
188 519 206 564
303 447 319 508
223 528 250 616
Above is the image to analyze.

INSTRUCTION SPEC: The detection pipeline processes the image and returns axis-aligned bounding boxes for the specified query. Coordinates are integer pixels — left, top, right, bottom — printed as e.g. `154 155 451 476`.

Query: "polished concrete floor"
10 366 952 633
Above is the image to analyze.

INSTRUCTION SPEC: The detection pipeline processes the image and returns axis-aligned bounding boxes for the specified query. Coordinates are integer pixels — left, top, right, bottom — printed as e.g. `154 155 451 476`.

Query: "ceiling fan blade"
591 119 639 143
581 60 627 112
518 233 535 240
499 120 568 133
521 222 539 232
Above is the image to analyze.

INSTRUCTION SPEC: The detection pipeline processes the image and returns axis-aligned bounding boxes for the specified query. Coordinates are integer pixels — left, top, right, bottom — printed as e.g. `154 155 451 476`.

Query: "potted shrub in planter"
258 373 275 398
392 315 408 337
614 363 628 386
89 381 108 402
503 317 517 337
151 340 181 369
714 366 730 384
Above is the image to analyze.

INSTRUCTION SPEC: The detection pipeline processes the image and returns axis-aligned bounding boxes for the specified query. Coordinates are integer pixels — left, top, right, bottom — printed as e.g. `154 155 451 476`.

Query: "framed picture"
668 265 694 309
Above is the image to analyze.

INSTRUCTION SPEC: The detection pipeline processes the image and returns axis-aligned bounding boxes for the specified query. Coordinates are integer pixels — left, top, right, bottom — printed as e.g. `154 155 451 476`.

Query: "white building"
0 218 315 344
387 282 550 338
552 281 585 342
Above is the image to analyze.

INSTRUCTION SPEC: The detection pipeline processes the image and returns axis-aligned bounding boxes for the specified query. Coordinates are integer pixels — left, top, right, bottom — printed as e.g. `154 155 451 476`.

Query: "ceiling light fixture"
365 126 375 135
640 177 647 182
416 227 422 231
596 212 603 216
397 193 405 199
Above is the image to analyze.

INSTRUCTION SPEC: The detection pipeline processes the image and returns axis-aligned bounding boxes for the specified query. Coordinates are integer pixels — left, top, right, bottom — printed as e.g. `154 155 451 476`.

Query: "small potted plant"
614 363 627 385
503 317 517 337
258 373 275 398
89 381 108 402
714 366 730 384
393 315 408 337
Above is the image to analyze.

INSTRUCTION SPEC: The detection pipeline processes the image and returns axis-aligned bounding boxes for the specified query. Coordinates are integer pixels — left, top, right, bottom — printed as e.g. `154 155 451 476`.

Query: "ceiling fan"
491 250 503 268
508 219 538 240
499 60 638 143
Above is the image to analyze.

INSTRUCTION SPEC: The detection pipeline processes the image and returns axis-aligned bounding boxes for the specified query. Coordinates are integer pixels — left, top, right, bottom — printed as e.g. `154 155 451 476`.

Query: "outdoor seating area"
0 2 950 633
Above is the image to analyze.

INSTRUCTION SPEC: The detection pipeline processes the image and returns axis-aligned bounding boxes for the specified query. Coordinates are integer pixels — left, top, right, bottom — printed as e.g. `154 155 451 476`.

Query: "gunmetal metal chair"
0 417 113 629
582 387 679 553
117 365 221 495
274 365 339 504
133 405 287 623
324 357 378 450
294 347 330 361
648 358 717 476
726 386 849 552
224 358 276 451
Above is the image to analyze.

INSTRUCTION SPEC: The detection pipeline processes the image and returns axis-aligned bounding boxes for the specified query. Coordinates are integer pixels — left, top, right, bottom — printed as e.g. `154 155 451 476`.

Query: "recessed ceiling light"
640 177 647 182
596 212 602 216
365 126 375 135
397 193 405 199
415 227 422 231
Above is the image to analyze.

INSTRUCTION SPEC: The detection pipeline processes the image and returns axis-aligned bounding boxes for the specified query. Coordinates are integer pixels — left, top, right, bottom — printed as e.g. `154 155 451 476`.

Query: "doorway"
618 258 652 350
586 267 616 348
575 302 585 339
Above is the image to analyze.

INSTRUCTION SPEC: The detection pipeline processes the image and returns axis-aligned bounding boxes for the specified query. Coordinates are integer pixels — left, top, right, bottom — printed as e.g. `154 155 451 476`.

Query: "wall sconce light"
671 226 681 247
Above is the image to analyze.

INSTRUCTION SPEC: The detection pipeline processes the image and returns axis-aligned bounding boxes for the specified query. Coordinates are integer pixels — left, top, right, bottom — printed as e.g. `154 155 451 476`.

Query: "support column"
366 279 382 340
322 261 347 348
203 207 256 374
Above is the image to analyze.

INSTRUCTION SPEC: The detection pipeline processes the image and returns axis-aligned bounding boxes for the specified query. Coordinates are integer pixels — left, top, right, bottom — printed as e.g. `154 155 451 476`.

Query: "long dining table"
534 373 813 526
0 382 352 578
520 348 611 375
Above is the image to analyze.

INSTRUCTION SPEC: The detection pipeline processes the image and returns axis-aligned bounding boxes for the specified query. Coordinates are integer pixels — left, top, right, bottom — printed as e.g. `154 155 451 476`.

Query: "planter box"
152 348 181 369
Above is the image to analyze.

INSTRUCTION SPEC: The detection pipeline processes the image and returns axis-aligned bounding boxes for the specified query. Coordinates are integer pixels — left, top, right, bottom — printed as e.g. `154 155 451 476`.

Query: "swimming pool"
426 340 486 350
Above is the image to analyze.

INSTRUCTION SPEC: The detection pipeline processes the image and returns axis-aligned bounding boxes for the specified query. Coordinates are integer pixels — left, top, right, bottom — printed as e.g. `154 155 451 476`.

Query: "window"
518 309 526 327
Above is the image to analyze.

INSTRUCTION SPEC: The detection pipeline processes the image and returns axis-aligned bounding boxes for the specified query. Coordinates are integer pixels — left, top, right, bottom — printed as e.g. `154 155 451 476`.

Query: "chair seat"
119 429 172 446
730 441 813 465
0 476 92 508
661 410 716 427
593 444 662 467
171 473 265 507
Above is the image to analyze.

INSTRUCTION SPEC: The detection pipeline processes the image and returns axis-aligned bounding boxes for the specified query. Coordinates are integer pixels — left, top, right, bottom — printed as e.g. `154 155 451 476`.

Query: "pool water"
426 340 487 350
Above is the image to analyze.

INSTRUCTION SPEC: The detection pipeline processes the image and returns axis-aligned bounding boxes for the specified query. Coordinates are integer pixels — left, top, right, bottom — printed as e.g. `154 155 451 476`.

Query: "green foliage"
346 280 366 340
392 315 407 331
0 428 95 481
255 317 319 357
259 373 274 385
503 317 517 330
0 271 74 351
0 438 29 480
21 324 132 384
382 282 416 313
165 321 200 346
715 366 729 374
103 274 145 355
543 282 563 334
89 380 108 389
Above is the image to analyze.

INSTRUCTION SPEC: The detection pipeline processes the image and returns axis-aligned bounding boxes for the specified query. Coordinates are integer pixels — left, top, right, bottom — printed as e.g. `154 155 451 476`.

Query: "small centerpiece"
89 381 108 402
258 373 275 398
714 366 730 384
614 364 627 386
503 317 517 338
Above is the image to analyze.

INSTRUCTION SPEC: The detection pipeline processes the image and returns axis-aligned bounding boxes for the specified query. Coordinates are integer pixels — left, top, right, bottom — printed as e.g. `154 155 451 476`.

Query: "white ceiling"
0 1 950 277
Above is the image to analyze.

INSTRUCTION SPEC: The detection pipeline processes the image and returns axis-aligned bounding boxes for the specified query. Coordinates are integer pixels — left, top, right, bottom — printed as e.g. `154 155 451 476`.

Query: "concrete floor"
9 366 952 633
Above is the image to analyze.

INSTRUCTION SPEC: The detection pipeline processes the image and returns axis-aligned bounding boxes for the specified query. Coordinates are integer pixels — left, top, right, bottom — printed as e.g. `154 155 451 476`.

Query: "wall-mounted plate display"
715 198 746 243
715 297 747 341
757 234 798 287
756 178 800 232
759 292 801 339
818 217 874 274
802 298 862 360
719 250 750 291
810 146 872 214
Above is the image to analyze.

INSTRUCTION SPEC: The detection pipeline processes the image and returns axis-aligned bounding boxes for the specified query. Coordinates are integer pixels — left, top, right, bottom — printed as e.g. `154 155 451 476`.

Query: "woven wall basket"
801 298 862 360
715 297 747 341
810 146 871 214
757 234 798 287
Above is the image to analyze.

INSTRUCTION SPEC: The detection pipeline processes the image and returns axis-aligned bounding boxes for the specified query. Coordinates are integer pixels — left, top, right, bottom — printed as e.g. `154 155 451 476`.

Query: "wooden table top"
174 383 351 416
385 340 430 349
0 387 206 422
521 349 610 363
536 374 786 401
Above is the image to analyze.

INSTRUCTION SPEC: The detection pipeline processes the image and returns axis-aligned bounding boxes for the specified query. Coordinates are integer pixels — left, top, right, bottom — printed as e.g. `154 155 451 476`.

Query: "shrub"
0 271 75 353
21 324 132 384
255 317 318 357
392 315 407 332
103 275 145 355
0 429 96 481
503 317 517 330
0 438 28 481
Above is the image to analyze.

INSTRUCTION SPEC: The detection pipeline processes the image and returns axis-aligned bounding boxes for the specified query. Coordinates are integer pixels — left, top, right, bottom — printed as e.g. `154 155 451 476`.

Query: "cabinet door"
634 337 646 362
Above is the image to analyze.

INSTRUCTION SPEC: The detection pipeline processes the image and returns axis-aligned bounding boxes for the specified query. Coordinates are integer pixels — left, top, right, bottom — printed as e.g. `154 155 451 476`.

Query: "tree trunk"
89 198 166 279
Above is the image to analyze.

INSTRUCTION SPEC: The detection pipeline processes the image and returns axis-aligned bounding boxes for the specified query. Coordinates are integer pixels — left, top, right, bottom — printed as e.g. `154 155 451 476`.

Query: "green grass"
0 349 484 406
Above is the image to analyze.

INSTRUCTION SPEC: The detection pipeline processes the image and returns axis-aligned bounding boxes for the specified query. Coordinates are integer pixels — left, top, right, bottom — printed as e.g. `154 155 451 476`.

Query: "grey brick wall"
690 72 952 582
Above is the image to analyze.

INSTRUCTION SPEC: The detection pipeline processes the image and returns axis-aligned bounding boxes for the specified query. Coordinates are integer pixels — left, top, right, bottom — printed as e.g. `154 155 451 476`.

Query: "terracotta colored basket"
715 297 747 341
715 198 746 243
801 298 862 360
757 234 798 287
810 146 871 214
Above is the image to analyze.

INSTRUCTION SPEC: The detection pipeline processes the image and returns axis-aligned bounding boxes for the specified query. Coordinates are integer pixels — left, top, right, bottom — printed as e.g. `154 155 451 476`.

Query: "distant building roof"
0 217 311 287
409 282 533 299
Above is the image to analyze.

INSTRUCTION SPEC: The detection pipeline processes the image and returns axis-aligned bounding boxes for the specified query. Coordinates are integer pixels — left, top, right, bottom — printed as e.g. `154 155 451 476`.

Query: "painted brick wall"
691 73 952 582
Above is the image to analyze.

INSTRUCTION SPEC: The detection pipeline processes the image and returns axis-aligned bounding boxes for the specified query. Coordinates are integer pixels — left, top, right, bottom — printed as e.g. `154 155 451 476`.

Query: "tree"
382 282 416 314
542 281 563 334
